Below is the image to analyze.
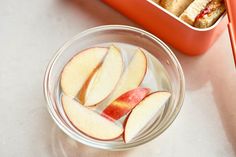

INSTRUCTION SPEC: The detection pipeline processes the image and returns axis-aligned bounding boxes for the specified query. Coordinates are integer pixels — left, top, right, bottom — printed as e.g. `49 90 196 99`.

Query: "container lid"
225 0 236 66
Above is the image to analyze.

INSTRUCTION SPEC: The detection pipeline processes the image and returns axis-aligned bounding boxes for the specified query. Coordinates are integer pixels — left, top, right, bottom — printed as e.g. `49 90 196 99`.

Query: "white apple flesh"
83 45 123 107
103 48 147 107
124 92 171 143
62 95 123 140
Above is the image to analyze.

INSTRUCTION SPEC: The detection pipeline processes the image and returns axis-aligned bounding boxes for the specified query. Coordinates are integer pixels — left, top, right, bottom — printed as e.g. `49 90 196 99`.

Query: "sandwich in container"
103 0 235 59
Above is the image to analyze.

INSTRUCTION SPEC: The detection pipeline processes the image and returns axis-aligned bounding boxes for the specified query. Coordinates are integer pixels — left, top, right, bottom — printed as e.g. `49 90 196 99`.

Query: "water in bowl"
55 42 171 143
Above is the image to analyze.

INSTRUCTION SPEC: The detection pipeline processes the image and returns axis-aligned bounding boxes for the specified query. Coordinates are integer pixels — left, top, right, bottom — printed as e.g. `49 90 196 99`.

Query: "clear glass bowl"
44 25 185 150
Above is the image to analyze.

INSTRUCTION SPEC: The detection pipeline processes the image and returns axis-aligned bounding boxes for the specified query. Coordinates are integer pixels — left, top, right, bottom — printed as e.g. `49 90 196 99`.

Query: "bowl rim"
43 25 185 150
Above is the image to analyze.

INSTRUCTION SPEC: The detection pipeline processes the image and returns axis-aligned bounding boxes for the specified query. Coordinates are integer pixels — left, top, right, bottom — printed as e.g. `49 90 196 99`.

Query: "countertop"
0 0 235 156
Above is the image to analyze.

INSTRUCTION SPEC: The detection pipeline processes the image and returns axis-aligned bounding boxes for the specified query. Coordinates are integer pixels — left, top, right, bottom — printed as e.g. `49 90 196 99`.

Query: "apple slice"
102 87 151 121
82 45 123 107
61 47 108 97
101 48 147 109
62 95 123 140
124 92 171 143
77 63 102 104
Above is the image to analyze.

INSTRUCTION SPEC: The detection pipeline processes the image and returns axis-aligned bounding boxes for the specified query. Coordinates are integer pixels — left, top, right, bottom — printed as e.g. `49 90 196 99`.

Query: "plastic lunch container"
102 0 228 55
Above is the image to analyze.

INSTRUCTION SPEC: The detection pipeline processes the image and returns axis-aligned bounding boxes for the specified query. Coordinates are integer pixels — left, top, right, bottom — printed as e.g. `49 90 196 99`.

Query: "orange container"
102 0 228 55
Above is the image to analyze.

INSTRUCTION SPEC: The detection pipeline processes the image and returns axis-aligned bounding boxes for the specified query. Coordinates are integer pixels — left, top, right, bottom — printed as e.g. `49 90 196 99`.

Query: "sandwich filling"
194 0 225 28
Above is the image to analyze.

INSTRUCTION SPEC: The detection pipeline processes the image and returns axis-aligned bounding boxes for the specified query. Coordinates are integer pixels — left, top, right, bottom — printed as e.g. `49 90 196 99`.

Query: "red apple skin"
101 87 151 121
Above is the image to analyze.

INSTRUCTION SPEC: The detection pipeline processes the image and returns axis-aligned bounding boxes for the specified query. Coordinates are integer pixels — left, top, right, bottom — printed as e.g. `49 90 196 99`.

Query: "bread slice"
179 0 212 25
160 0 194 16
194 0 225 28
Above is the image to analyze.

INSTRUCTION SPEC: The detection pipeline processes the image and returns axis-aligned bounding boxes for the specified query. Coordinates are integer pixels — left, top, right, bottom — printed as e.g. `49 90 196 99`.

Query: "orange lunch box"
102 0 228 55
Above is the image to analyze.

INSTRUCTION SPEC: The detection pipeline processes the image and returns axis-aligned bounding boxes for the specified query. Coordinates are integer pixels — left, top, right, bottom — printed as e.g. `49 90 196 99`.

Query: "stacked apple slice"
60 45 171 142
79 45 123 107
102 48 148 106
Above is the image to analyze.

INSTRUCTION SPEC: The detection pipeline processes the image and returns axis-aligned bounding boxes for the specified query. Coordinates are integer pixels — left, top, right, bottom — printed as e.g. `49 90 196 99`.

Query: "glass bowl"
44 25 185 150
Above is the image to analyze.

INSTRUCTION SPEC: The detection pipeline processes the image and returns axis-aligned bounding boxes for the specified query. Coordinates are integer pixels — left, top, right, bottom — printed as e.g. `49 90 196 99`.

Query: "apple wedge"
124 92 171 143
62 95 123 140
61 47 108 97
102 48 147 108
102 87 150 121
82 45 123 107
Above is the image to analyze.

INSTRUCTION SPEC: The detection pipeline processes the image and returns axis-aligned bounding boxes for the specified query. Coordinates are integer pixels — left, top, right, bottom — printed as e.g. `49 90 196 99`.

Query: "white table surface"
0 0 235 156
